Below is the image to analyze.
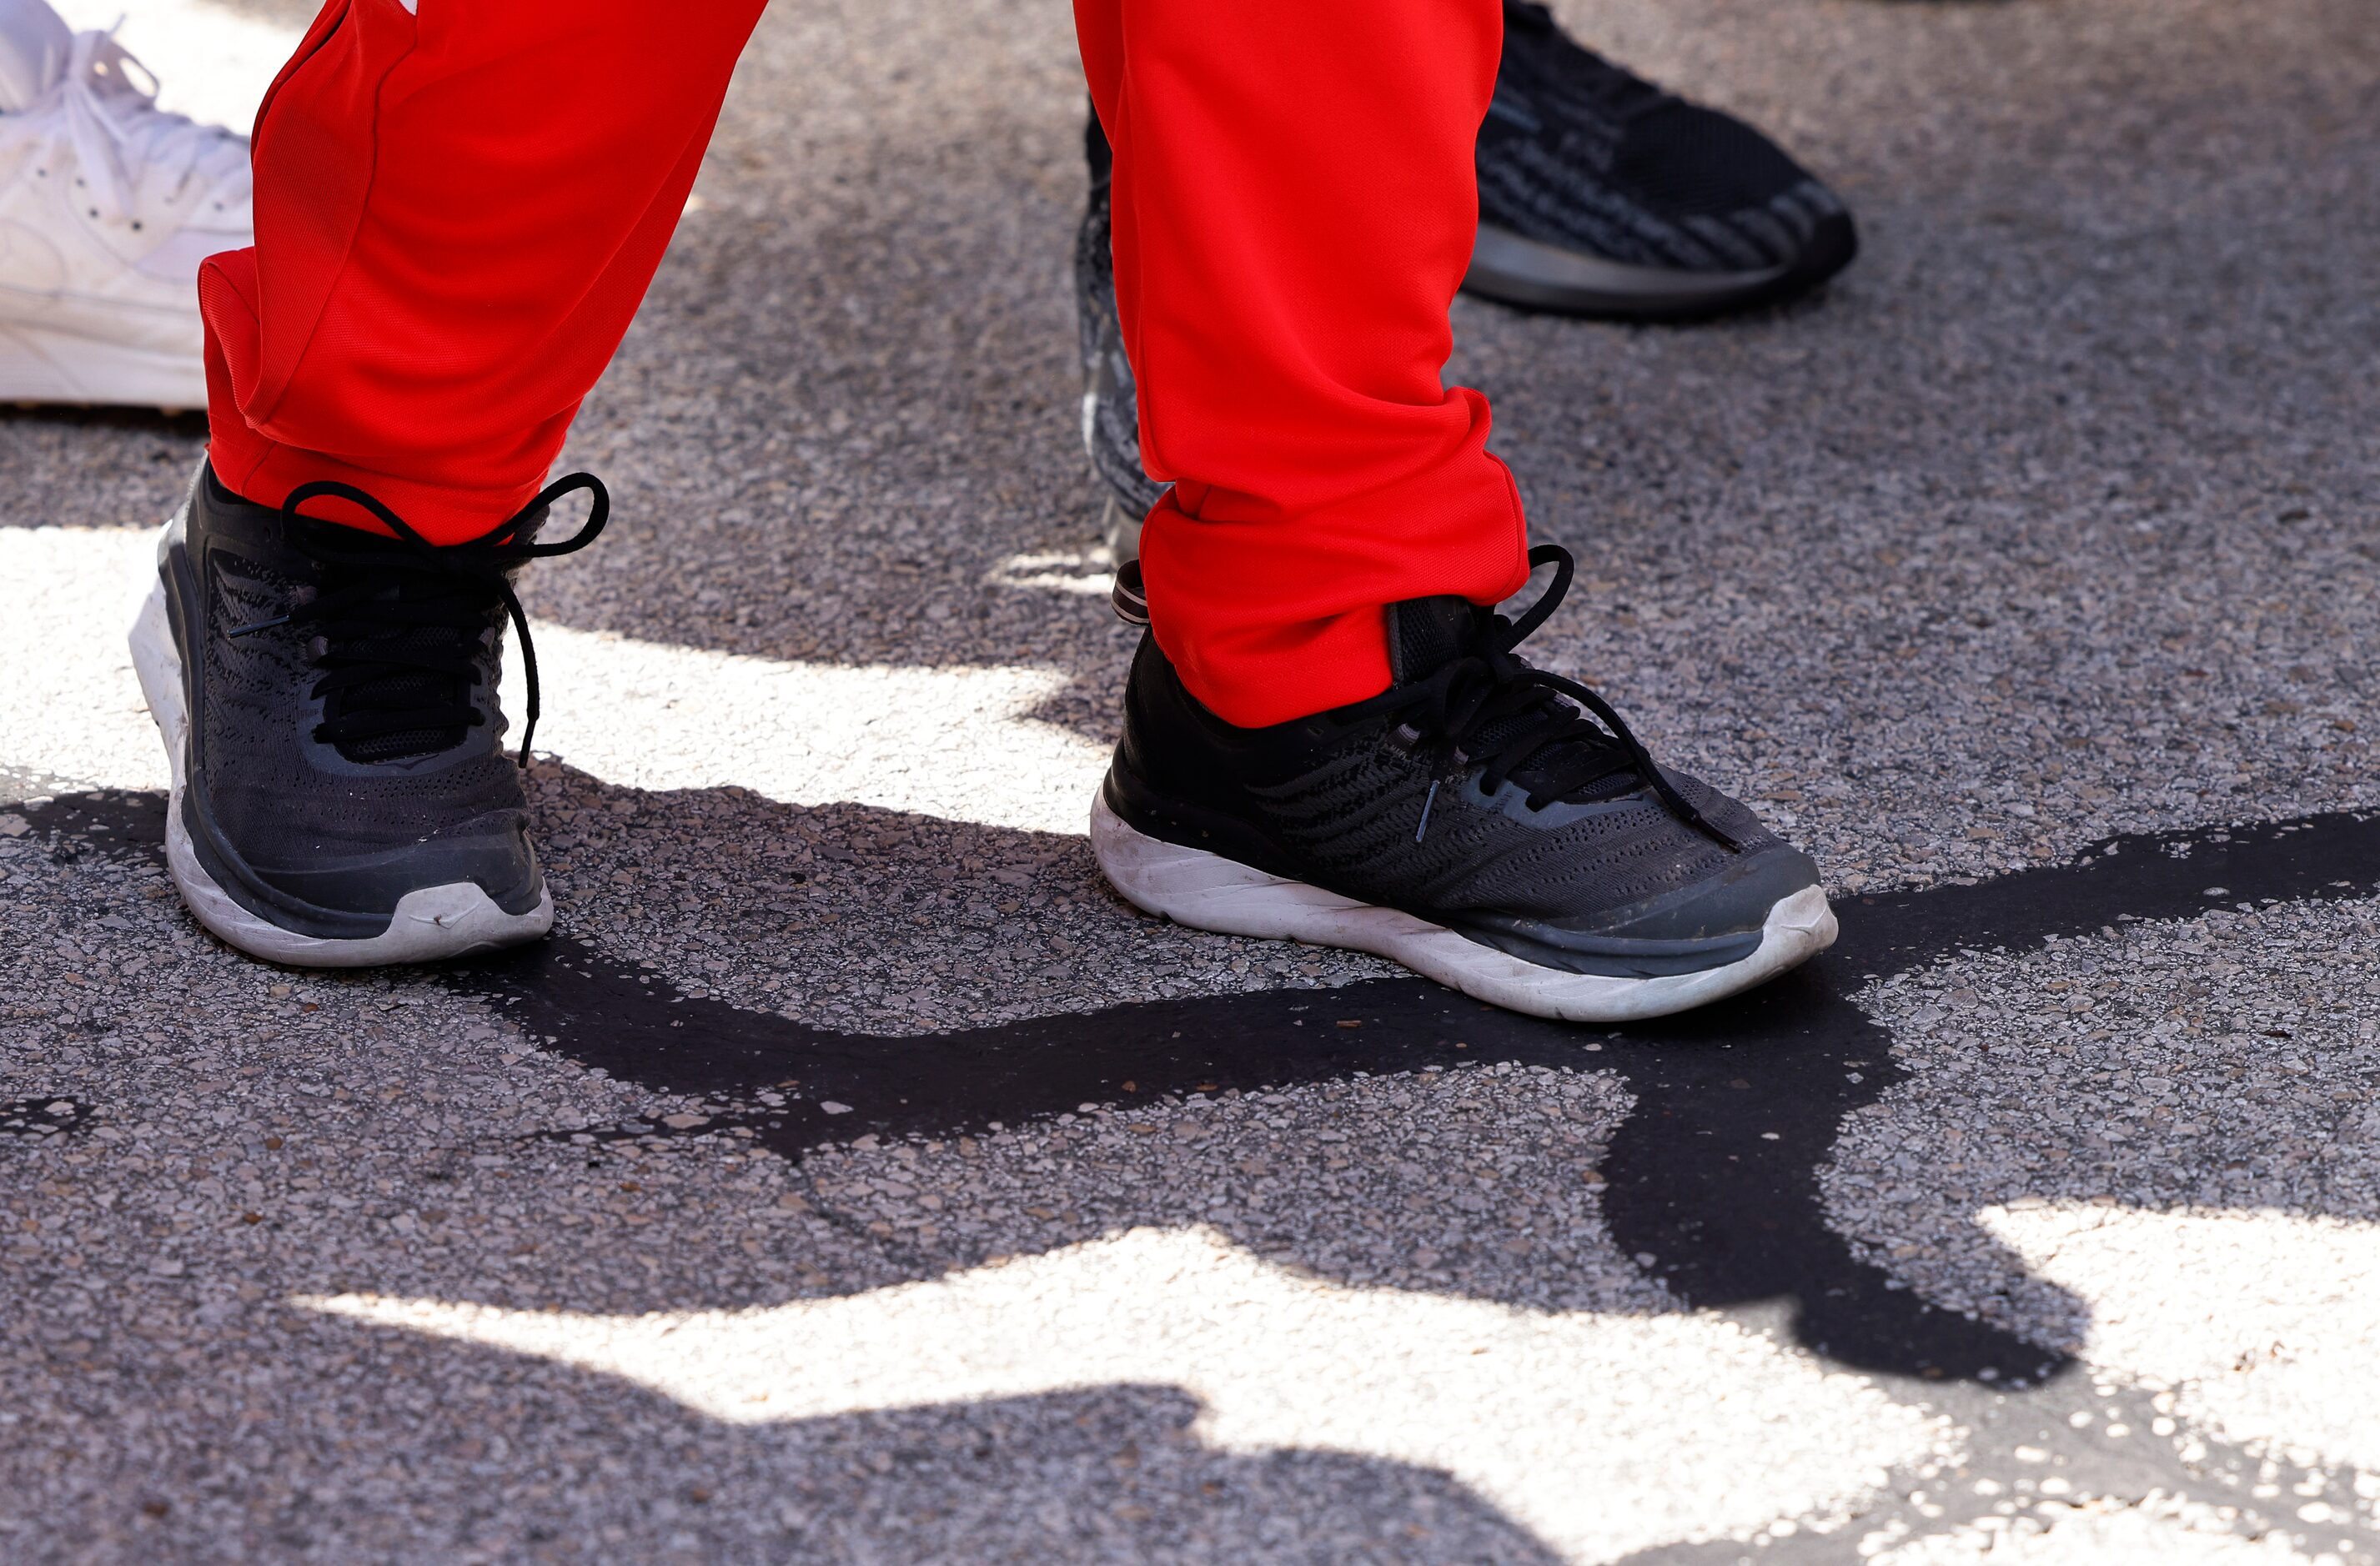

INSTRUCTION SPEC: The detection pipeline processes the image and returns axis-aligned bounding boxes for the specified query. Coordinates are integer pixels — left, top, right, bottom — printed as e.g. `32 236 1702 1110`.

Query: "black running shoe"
1090 545 1835 1021
128 463 605 966
1470 2 1855 318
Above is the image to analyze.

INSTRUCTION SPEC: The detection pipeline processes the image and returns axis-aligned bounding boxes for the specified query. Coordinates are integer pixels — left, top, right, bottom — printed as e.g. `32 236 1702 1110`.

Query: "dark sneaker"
1072 111 1165 575
128 463 605 966
1075 9 1855 550
1470 2 1855 318
1090 545 1835 1021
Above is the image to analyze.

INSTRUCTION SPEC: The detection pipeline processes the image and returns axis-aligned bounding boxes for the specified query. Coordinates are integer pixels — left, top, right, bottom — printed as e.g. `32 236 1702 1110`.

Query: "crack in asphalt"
24 791 2380 1381
451 811 2380 1380
18 789 2380 1558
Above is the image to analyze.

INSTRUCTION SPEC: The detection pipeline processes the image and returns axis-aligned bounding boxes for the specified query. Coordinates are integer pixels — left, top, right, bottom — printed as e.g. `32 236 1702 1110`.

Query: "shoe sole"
1092 791 1835 1023
1462 211 1858 322
0 322 206 412
128 576 554 968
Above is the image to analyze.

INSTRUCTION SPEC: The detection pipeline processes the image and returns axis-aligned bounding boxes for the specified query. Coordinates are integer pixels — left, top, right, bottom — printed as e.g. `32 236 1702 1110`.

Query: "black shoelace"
1393 544 1739 852
228 474 610 766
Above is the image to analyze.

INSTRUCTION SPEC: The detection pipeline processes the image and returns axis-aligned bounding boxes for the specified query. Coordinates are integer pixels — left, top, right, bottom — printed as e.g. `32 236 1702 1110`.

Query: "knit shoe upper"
138 464 607 958
1474 1 1850 283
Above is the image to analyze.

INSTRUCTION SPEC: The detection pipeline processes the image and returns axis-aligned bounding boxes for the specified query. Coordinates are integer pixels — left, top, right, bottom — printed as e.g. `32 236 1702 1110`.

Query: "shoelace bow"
1393 544 1738 852
228 475 610 766
0 25 250 223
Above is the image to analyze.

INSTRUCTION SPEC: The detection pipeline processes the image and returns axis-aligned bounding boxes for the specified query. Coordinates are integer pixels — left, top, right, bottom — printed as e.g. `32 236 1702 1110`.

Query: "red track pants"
203 0 1529 727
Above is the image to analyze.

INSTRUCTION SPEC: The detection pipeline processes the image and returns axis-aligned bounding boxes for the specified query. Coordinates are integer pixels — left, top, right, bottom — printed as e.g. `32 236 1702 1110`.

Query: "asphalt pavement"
3 0 2377 1559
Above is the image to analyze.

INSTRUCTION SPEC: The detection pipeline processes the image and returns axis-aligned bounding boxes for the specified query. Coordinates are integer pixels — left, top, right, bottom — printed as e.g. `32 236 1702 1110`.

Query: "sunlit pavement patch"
0 530 169 798
1869 1503 2327 1565
17 771 2380 1554
1981 1204 2380 1479
16 719 2380 1561
301 1224 1941 1563
498 623 1106 836
415 811 2380 1384
3 525 1104 835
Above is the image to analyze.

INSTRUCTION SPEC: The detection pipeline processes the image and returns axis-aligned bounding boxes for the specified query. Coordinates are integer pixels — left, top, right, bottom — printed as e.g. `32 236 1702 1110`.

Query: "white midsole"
128 575 553 968
1090 791 1836 1023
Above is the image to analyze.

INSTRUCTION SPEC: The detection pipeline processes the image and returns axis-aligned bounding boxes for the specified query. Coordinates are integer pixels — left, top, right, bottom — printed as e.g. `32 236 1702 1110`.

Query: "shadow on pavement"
26 781 2380 1391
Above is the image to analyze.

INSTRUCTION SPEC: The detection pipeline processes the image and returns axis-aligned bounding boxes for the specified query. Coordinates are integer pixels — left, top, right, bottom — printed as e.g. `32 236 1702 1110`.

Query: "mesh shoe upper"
1228 717 1783 928
1107 548 1818 956
163 467 604 931
193 529 535 869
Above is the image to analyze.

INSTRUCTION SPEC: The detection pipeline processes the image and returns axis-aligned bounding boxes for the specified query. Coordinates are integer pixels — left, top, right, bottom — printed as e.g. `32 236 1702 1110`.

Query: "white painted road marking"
1984 1203 2380 1477
301 1224 1943 1564
0 525 1107 834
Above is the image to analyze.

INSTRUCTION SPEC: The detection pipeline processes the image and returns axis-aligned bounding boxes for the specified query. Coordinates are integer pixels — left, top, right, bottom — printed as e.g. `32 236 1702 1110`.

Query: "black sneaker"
128 463 605 966
1090 545 1835 1021
1470 1 1855 318
1075 8 1856 546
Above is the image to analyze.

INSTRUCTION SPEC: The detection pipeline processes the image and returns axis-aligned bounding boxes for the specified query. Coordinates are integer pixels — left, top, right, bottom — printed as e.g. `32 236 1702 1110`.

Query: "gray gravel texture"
1830 895 2380 1353
4 0 2380 1559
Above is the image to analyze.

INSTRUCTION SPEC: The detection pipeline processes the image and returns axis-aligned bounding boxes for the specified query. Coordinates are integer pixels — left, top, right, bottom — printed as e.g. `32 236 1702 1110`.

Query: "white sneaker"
0 0 251 410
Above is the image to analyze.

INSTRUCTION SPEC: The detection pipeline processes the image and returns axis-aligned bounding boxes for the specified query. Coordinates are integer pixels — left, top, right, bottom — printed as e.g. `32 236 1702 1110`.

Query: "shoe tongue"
1483 710 1642 803
1385 595 1482 686
308 524 505 765
0 3 71 113
335 620 480 765
1391 591 1644 803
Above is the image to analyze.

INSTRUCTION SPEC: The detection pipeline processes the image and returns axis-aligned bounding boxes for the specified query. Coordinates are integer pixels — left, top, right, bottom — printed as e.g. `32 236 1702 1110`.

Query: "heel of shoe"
1091 788 1364 939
